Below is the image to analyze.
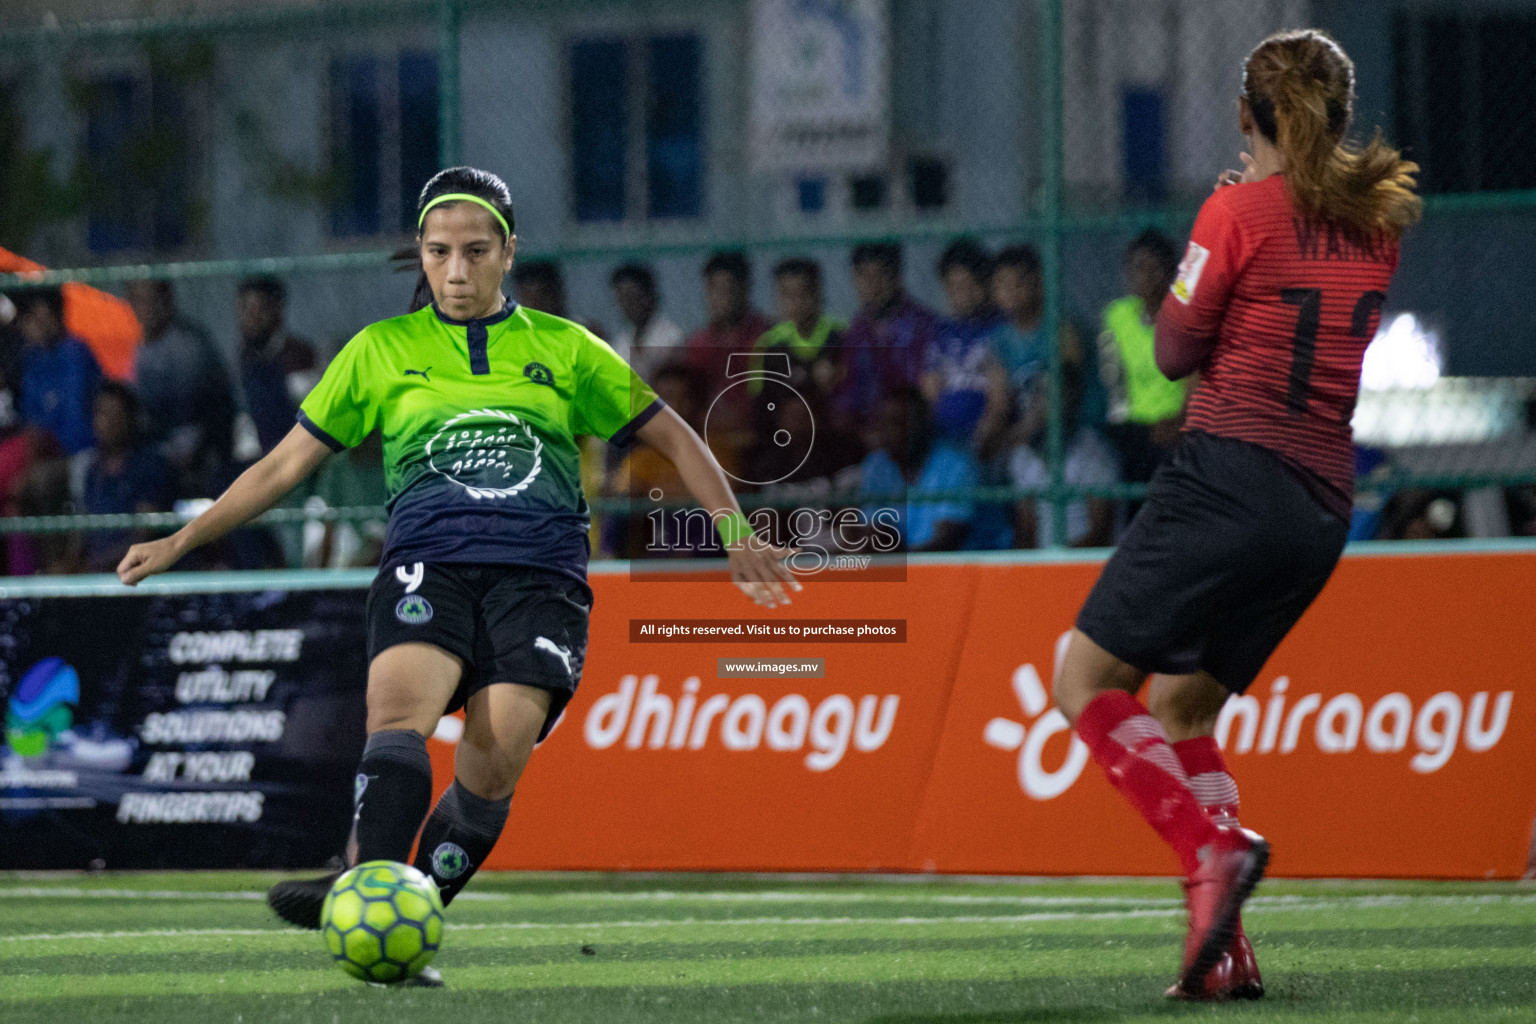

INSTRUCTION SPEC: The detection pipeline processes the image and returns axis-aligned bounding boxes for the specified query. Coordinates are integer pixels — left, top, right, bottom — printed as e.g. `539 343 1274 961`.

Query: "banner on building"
0 589 367 869
749 0 891 172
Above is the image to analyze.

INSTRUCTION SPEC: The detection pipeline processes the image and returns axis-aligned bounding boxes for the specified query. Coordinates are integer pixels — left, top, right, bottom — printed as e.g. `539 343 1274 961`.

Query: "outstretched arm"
117 425 334 585
633 406 802 609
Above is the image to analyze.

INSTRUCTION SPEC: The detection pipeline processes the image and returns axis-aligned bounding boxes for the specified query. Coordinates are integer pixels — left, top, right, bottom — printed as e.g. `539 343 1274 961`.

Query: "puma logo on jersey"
535 636 573 676
404 367 432 382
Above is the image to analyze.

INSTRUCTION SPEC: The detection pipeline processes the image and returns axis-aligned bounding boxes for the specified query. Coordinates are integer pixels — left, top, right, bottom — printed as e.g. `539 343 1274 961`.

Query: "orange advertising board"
426 549 1536 879
432 565 977 871
913 552 1536 878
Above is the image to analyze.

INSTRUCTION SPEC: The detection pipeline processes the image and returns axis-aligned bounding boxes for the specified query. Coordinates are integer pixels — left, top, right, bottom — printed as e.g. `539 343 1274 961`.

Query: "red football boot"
1165 950 1235 1001
1166 915 1265 1001
1179 825 1269 992
1226 923 1264 1000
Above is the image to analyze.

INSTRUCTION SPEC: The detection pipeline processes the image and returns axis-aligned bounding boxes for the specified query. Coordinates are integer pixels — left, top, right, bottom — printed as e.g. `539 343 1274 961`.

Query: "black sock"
347 729 434 865
412 779 511 905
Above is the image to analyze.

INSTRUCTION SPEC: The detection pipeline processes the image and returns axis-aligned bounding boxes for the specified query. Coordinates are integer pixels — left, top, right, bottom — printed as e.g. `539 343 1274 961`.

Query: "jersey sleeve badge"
1171 241 1210 305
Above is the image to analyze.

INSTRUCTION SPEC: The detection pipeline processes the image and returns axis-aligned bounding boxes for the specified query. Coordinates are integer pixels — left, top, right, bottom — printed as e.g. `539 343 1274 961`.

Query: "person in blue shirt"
857 386 976 552
988 244 1088 451
922 241 1011 548
13 287 101 455
70 381 177 572
922 239 1009 452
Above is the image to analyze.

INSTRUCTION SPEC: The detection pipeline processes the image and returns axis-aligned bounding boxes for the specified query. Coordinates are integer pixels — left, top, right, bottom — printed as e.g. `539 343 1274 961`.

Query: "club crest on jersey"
423 408 544 501
395 594 434 625
1172 240 1210 305
523 361 555 387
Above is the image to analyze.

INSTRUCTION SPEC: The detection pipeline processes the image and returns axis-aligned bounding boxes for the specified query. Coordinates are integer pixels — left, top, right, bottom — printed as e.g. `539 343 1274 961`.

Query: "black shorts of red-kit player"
365 562 593 741
1075 431 1349 695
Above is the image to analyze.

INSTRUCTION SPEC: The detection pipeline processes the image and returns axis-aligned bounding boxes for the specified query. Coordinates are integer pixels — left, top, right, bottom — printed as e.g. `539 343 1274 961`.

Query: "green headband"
417 193 511 238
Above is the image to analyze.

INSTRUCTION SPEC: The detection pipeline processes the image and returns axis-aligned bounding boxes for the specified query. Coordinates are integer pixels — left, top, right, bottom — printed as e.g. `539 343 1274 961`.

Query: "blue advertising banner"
0 586 367 869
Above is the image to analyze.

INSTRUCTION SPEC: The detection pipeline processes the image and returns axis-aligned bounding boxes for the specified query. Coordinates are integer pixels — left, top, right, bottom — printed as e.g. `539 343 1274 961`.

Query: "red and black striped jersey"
1155 174 1400 518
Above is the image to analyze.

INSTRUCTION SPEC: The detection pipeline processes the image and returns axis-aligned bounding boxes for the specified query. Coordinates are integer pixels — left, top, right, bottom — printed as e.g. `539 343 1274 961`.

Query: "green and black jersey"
297 300 662 583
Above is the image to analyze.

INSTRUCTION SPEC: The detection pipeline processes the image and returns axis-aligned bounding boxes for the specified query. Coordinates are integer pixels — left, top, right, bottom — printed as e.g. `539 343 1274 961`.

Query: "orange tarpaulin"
0 247 142 380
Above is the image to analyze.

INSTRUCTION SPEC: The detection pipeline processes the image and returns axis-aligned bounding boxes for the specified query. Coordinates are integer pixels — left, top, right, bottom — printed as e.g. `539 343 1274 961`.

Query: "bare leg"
454 683 553 800
365 642 463 735
1147 671 1229 743
1053 628 1147 725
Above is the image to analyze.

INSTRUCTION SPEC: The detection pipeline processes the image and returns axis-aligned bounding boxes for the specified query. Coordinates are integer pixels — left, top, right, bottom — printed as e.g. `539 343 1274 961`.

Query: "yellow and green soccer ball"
320 860 445 983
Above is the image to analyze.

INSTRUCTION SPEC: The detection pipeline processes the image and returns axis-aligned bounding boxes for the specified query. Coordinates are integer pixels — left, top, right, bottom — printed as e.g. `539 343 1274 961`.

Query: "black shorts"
1076 431 1348 694
366 562 593 741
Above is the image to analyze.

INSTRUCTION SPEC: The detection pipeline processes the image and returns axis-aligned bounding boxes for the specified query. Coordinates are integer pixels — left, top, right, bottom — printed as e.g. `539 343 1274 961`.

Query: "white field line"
0 887 1183 907
3 887 1535 912
1 893 1533 945
0 910 1175 944
0 887 265 900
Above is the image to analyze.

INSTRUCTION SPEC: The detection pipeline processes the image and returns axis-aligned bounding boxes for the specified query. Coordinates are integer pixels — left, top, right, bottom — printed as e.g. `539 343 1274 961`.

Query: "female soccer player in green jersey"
117 167 800 978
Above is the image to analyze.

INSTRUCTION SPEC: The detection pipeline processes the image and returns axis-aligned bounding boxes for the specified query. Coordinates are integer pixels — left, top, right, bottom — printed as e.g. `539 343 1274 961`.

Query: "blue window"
646 35 702 219
84 77 137 253
570 39 629 223
330 55 381 237
797 176 828 214
1122 87 1166 204
83 74 194 254
398 51 441 233
329 50 440 238
570 31 703 223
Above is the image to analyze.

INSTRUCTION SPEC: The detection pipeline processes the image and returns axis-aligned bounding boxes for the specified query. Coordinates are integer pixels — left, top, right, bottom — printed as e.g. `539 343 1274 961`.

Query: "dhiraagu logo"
424 408 543 500
4 657 80 757
983 632 1090 800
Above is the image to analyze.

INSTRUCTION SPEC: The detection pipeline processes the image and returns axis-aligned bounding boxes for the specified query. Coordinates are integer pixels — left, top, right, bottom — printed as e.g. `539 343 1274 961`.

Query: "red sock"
1172 736 1241 828
1075 691 1219 875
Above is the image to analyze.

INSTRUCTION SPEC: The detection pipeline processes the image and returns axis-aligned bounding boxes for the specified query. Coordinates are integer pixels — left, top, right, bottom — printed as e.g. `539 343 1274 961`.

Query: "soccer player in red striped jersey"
1051 30 1420 1001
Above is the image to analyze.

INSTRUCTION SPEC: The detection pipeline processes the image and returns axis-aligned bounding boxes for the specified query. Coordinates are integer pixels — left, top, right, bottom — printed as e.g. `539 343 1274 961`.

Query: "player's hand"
1216 152 1259 189
726 539 802 609
117 536 185 586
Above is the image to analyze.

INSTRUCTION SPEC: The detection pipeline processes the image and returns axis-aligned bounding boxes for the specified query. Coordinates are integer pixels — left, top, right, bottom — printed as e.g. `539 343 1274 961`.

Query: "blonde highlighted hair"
1243 29 1421 245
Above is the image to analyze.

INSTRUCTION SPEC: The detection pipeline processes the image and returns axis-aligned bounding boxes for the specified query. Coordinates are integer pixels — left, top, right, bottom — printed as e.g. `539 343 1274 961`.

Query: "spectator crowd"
3 231 1519 575
587 233 1189 559
0 266 363 574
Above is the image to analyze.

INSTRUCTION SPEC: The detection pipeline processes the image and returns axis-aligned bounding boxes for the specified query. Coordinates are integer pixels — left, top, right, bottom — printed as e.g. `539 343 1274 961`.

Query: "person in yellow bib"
1098 229 1189 485
750 258 846 396
115 167 799 984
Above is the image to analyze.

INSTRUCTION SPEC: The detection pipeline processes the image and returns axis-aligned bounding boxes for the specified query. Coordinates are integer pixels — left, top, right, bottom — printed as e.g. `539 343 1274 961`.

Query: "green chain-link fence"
1 0 1533 574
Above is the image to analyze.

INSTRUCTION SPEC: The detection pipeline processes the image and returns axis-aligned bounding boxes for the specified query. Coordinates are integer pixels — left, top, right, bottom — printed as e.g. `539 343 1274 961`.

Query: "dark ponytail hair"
1243 30 1420 248
407 166 517 312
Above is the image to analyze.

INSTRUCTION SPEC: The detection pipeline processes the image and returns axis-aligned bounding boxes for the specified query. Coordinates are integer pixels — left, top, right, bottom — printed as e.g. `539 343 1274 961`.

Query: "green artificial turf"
2 872 1534 1022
